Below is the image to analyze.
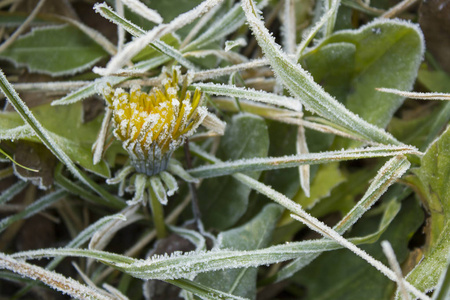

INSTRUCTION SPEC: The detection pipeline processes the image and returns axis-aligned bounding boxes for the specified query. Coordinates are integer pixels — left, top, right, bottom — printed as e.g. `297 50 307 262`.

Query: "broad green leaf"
314 20 424 128
404 126 450 293
196 204 283 299
279 162 345 225
300 42 355 103
13 213 133 299
197 113 269 229
293 197 424 300
0 70 122 207
0 25 107 76
241 0 402 145
404 223 450 299
413 126 450 248
261 122 300 199
0 102 110 177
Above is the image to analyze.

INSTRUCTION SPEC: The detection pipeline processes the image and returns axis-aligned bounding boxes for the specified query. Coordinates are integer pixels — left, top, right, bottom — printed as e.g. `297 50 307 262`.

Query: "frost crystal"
103 69 207 175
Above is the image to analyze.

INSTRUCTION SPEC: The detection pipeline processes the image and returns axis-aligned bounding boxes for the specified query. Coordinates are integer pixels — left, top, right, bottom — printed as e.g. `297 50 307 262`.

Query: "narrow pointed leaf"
189 146 418 178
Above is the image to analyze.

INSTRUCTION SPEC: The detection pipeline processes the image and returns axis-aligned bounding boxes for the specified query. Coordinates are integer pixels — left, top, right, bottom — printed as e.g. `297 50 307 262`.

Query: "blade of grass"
183 0 267 51
95 3 197 70
0 180 27 205
188 145 419 178
0 189 68 233
376 88 450 100
193 82 302 111
97 0 225 74
0 253 113 300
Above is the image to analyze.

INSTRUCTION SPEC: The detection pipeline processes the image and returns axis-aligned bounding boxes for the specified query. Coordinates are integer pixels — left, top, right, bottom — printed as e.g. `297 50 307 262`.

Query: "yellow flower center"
103 72 205 175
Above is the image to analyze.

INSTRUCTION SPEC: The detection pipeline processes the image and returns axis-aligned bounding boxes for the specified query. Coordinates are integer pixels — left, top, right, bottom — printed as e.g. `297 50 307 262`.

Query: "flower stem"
149 187 167 239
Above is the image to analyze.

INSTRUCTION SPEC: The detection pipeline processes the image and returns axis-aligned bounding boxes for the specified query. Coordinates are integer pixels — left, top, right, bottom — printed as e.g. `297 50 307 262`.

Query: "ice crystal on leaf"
103 68 207 176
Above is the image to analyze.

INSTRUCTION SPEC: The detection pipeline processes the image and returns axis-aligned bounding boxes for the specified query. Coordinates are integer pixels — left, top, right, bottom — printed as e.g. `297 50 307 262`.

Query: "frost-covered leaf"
0 73 123 208
0 102 110 177
189 145 418 178
51 76 126 106
311 20 424 128
11 239 346 280
0 25 107 76
300 42 355 103
197 113 269 229
404 126 450 293
0 253 113 300
196 204 283 299
193 82 302 111
241 1 403 145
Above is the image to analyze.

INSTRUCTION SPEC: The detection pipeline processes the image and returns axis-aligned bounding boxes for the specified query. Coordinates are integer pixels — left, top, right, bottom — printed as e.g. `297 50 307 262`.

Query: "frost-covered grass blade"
188 145 418 178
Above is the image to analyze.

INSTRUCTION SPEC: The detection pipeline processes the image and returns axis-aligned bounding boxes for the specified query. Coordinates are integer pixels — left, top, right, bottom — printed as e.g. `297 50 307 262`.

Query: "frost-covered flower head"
103 69 207 176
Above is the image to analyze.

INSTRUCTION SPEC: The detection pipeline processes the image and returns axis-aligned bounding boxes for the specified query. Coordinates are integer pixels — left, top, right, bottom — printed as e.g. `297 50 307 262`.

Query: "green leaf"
432 252 450 300
189 145 417 178
315 20 424 128
0 25 108 76
197 113 269 229
241 1 403 145
0 102 110 177
293 197 424 300
196 204 283 299
405 126 450 293
300 42 355 103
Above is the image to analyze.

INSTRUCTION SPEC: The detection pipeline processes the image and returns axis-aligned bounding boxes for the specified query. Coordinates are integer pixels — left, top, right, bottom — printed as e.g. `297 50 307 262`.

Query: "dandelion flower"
103 70 207 176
